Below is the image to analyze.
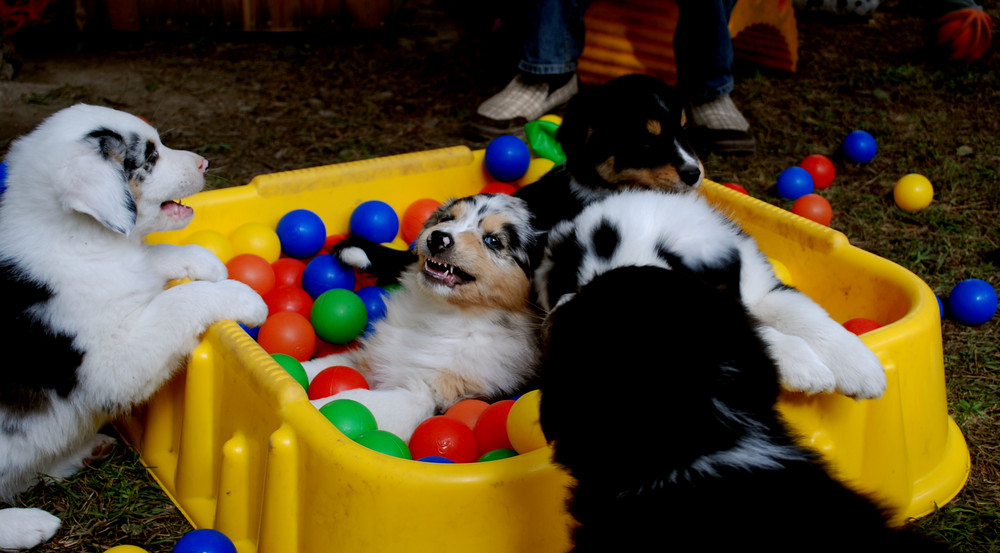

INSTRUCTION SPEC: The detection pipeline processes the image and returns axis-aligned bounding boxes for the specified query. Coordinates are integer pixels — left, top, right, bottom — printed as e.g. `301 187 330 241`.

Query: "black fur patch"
541 232 585 308
591 219 620 260
0 258 84 415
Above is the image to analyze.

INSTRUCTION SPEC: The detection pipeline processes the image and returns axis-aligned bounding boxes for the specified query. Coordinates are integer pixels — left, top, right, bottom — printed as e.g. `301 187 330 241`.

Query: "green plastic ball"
319 399 377 440
310 288 368 344
271 353 309 390
356 430 412 459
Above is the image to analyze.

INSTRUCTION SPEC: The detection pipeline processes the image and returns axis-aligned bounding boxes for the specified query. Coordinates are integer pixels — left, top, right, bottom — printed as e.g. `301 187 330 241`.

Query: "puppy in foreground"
303 194 541 441
0 104 268 550
538 267 946 552
536 189 886 402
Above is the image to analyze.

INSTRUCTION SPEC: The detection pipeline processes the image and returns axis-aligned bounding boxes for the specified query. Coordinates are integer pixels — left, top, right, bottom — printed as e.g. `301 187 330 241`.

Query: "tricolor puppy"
303 194 542 441
535 189 887 400
538 265 946 552
0 104 267 551
514 73 705 232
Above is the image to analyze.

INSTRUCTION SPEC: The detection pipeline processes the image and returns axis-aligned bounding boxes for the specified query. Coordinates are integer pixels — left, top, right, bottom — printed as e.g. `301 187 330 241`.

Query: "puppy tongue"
424 259 469 288
161 200 193 218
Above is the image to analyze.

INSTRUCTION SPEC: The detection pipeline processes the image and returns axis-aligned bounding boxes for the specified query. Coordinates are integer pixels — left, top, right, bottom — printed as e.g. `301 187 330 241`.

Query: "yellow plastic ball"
537 114 562 126
893 174 934 213
229 222 281 263
769 258 792 286
183 229 234 263
104 546 150 553
517 158 556 187
506 389 548 454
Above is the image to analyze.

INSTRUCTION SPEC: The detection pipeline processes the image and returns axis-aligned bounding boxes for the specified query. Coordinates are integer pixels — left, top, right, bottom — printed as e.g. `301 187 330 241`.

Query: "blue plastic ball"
301 255 356 299
776 166 815 200
418 455 455 463
948 279 998 326
355 286 390 326
484 135 531 182
276 209 327 259
350 200 400 244
171 528 237 553
842 130 878 163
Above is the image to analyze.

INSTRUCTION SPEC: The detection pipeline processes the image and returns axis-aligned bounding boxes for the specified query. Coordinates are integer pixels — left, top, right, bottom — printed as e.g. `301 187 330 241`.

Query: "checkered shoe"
468 73 579 140
689 94 756 155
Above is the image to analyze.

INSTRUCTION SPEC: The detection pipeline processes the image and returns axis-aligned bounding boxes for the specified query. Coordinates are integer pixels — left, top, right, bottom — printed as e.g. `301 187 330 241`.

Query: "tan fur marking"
595 158 696 194
647 119 662 136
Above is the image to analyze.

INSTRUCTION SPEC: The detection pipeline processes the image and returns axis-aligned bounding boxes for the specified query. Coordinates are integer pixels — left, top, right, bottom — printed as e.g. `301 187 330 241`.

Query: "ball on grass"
842 130 877 164
776 167 814 200
799 154 835 190
171 528 237 553
791 193 833 226
893 174 934 212
948 279 998 326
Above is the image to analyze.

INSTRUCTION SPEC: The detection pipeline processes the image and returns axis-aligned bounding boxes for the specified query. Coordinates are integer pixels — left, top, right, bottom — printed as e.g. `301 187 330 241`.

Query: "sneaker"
467 73 579 140
688 94 756 155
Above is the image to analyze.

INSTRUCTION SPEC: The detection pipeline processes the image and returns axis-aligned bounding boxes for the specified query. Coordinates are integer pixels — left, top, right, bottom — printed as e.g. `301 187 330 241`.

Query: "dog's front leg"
145 243 229 282
751 287 887 400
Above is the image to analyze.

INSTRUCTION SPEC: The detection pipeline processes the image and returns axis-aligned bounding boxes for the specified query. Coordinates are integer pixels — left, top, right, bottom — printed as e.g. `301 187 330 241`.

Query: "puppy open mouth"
161 199 194 219
423 257 475 288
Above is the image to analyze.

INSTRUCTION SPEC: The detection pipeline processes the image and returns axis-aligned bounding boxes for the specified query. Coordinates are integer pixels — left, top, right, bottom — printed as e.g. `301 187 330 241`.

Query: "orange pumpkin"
932 7 994 61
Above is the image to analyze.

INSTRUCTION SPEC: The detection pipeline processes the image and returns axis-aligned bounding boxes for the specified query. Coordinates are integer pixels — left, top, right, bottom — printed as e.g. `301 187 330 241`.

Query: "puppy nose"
428 230 453 254
198 157 210 175
679 166 702 186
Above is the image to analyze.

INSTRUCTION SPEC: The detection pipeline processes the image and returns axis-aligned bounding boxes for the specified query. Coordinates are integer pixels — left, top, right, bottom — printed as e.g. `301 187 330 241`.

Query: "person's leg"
470 0 590 138
674 0 755 154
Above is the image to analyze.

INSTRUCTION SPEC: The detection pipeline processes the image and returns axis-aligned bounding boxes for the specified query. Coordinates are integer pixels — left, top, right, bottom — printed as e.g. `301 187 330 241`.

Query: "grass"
1 0 999 551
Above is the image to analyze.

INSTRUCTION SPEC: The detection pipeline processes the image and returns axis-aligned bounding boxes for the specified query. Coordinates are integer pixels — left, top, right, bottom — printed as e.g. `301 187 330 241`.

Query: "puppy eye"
483 235 503 251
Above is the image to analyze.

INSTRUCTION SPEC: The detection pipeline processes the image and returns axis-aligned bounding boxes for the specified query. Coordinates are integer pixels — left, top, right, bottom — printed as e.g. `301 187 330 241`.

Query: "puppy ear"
60 130 138 235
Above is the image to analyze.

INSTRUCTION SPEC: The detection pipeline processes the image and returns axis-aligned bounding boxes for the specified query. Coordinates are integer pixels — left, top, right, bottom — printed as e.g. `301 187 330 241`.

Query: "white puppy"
303 194 541 441
0 104 268 550
535 189 887 400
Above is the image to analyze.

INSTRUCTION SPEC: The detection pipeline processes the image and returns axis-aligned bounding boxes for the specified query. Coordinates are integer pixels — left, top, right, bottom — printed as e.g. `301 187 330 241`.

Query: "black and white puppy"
514 72 705 233
329 73 704 282
0 104 268 551
538 264 946 552
535 189 886 401
303 194 542 441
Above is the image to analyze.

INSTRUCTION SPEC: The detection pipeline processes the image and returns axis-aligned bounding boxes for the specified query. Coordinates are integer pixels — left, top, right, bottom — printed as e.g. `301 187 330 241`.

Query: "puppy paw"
0 508 61 550
758 326 837 395
82 434 118 467
183 245 229 282
337 247 371 270
824 337 887 400
216 280 269 327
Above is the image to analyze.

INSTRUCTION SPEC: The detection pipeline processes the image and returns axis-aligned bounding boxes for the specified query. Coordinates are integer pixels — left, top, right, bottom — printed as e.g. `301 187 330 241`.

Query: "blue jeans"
518 0 736 101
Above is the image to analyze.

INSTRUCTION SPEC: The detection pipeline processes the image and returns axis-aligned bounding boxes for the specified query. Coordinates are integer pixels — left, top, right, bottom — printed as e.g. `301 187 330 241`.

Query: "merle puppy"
538 264 947 553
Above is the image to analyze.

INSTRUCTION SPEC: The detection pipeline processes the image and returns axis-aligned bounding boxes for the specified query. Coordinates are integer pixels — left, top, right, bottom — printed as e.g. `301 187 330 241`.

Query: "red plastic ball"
307 365 369 400
410 415 480 463
473 400 515 453
263 285 314 319
480 181 518 195
843 318 882 335
313 338 359 358
256 311 316 361
401 199 442 246
798 154 835 190
444 399 491 430
272 257 307 288
791 193 833 226
721 182 748 194
227 253 276 296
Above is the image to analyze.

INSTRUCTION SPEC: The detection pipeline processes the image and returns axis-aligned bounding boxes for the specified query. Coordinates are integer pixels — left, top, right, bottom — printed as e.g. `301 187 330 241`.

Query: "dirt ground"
2 0 999 551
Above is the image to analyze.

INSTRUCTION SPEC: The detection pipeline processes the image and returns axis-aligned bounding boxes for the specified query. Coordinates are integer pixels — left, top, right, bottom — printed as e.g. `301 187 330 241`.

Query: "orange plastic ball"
480 181 518 195
400 199 442 246
444 398 491 430
791 193 833 226
257 311 316 361
722 183 748 194
272 257 307 288
227 253 276 296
